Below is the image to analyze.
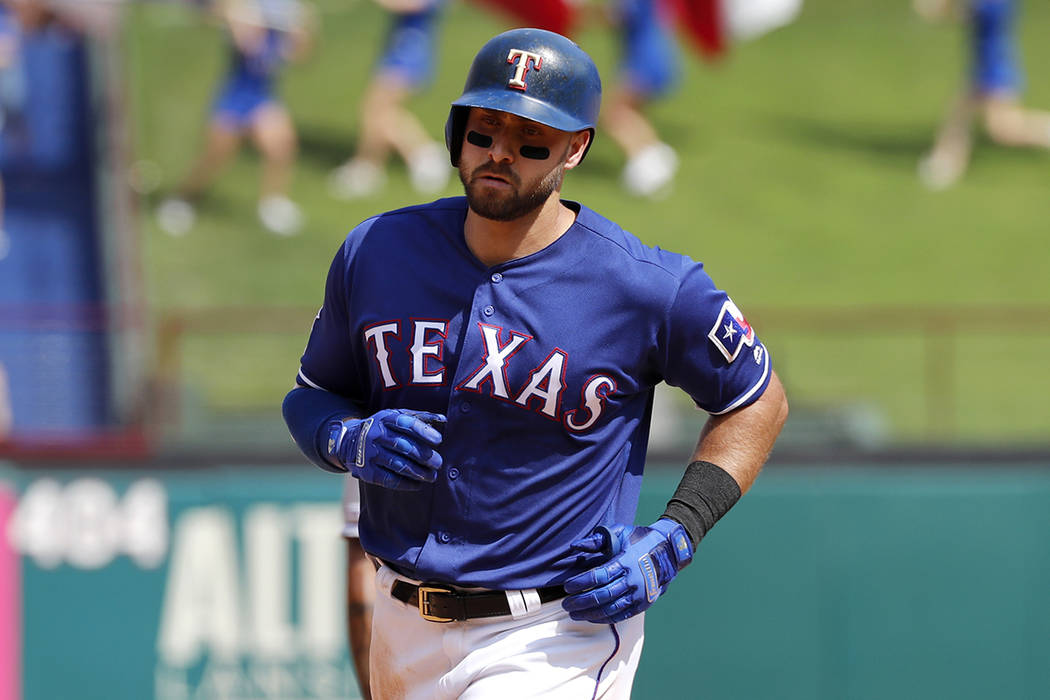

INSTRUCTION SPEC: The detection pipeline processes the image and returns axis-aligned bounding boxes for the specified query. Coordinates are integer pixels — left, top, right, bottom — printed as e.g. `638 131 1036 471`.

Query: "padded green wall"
6 461 1049 699
634 463 1050 700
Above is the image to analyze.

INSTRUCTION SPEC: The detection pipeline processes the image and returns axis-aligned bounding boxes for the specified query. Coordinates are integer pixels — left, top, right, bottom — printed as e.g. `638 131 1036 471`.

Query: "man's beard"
459 161 565 222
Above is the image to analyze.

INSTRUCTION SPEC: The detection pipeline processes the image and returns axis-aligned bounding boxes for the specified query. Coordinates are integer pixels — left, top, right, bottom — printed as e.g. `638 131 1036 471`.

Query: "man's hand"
326 409 446 490
562 518 693 624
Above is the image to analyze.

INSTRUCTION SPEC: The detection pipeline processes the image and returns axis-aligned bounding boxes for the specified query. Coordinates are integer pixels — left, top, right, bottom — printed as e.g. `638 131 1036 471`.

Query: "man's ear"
563 130 592 170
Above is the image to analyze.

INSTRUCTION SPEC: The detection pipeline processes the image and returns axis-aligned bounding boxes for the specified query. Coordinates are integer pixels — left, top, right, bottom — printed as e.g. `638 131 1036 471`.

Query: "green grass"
124 0 1050 447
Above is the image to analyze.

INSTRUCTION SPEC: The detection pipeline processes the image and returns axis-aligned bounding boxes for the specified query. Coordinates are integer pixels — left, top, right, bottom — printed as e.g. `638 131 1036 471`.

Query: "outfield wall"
1 460 1047 700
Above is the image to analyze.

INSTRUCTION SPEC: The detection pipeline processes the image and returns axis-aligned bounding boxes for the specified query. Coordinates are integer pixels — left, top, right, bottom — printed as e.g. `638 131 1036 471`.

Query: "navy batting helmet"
445 28 602 167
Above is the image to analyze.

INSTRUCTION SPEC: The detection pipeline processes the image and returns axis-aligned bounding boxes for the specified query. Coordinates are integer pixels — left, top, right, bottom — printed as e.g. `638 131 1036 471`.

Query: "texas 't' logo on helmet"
506 49 543 91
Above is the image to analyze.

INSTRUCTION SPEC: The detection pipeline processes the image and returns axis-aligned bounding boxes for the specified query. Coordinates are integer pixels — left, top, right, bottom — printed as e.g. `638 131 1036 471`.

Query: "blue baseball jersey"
296 197 771 590
970 0 1021 95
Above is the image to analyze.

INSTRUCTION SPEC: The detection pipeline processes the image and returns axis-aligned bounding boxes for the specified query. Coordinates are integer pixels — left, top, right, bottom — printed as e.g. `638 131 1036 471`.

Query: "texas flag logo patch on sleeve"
708 299 756 363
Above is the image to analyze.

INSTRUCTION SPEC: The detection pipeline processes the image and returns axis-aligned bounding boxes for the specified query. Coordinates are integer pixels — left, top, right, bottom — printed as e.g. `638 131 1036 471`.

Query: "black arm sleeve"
662 460 742 548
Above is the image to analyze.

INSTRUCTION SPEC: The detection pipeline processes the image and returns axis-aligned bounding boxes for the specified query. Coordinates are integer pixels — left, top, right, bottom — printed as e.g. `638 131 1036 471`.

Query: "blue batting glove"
325 409 446 491
561 518 694 624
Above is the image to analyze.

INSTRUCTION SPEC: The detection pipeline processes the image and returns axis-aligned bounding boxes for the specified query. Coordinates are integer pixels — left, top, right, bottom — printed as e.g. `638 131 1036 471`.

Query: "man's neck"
464 196 576 268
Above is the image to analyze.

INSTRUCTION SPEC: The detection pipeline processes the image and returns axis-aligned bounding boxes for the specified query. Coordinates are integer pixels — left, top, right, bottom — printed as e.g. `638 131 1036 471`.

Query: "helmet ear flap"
445 106 469 167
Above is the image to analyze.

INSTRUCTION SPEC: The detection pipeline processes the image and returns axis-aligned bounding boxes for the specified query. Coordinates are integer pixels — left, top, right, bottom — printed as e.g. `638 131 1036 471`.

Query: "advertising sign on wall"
1 466 362 700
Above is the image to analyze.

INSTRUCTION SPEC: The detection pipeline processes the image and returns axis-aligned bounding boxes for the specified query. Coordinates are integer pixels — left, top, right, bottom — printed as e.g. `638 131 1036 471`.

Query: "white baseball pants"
369 563 645 700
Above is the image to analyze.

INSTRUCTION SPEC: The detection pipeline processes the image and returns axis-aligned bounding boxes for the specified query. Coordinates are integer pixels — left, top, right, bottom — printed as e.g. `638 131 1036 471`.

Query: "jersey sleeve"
659 264 771 415
295 237 366 401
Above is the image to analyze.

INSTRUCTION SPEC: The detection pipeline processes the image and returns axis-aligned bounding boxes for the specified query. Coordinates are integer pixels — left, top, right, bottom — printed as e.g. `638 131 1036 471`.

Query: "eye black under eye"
466 130 492 148
519 145 550 160
466 130 550 160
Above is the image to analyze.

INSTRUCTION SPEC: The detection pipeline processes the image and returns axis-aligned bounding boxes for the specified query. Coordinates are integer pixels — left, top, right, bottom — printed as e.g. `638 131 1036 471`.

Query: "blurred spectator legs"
603 86 679 198
251 103 302 235
156 123 240 236
329 73 449 200
919 92 1050 190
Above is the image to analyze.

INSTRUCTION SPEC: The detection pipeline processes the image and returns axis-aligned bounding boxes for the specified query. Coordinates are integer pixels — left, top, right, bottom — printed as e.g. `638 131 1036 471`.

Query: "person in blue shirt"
157 0 315 235
917 0 1050 188
601 0 681 198
284 28 788 699
328 0 450 200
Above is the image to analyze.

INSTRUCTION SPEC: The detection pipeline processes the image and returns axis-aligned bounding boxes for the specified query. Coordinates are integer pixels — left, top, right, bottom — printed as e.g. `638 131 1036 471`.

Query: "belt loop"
505 588 543 619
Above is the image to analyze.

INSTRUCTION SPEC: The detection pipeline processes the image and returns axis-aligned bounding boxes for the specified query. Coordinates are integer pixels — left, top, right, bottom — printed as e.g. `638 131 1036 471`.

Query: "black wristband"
661 460 742 548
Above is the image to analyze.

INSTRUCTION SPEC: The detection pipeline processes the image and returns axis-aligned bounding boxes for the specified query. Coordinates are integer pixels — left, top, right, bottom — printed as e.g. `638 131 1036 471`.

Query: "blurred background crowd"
1 0 1048 459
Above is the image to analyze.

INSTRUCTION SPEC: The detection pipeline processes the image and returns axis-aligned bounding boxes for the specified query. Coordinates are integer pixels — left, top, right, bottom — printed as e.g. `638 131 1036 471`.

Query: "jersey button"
448 467 460 479
460 402 471 413
438 531 451 544
483 305 494 316
490 272 503 284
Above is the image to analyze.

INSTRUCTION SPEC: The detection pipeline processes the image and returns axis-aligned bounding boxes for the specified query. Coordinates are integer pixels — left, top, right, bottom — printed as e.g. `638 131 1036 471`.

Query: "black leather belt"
391 579 566 623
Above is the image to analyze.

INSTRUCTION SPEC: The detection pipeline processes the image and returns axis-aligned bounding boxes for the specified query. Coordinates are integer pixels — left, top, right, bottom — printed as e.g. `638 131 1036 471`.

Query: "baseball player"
342 475 375 700
284 27 788 699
